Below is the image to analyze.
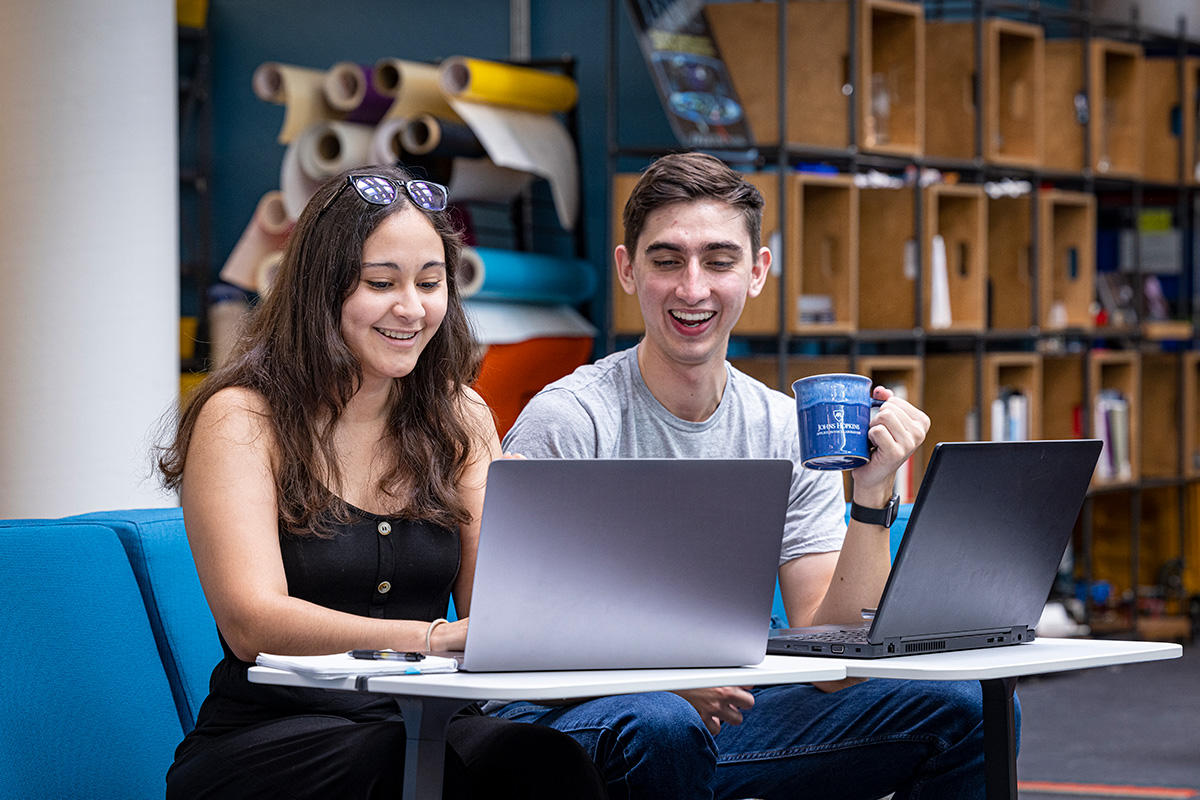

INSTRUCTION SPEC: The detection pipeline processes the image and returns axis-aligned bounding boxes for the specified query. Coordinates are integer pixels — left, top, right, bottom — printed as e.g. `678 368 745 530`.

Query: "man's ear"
615 244 637 296
747 245 771 299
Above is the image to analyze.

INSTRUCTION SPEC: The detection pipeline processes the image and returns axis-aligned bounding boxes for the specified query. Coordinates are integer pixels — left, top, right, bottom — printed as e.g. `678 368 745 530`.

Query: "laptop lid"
770 439 1101 657
460 458 792 672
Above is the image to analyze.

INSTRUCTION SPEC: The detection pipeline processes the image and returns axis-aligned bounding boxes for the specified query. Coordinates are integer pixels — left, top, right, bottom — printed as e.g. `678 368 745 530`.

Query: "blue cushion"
0 523 182 798
769 503 912 629
72 509 222 733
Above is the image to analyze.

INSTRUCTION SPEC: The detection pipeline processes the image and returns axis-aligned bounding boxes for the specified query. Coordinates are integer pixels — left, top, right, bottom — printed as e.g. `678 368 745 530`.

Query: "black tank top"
185 507 460 736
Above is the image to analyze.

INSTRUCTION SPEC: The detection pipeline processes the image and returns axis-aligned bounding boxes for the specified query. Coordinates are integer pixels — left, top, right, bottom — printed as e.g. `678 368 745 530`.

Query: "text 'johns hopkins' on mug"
792 373 881 471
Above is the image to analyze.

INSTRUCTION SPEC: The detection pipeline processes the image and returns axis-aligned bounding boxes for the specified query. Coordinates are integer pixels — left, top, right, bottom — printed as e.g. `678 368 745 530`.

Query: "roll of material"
448 98 578 229
282 121 375 219
220 190 292 291
370 116 408 165
253 62 341 144
255 250 285 297
373 57 460 122
323 61 392 125
446 157 533 203
401 113 485 159
459 246 596 305
438 57 578 113
463 300 597 345
297 120 375 178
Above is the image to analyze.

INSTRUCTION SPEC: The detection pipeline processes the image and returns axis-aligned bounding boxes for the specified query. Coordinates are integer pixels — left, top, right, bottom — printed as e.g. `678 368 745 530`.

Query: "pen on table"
348 650 425 662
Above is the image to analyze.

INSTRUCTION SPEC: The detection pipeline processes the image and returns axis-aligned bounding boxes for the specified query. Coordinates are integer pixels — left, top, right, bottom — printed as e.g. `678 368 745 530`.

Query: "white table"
829 638 1184 800
249 655 846 800
250 638 1181 800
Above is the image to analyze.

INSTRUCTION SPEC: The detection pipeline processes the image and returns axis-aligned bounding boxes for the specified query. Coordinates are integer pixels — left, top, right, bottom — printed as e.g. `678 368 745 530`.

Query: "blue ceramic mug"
793 373 874 470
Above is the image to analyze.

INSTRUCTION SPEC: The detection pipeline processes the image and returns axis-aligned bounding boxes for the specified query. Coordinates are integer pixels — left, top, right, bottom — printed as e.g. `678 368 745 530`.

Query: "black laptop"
767 439 1102 658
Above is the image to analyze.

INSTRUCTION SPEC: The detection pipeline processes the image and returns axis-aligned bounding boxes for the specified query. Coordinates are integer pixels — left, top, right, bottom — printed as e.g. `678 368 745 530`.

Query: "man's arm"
502 389 598 458
780 386 929 629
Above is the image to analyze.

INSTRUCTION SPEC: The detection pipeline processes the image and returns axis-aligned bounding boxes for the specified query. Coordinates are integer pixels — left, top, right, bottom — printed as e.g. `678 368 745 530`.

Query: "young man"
489 152 1004 800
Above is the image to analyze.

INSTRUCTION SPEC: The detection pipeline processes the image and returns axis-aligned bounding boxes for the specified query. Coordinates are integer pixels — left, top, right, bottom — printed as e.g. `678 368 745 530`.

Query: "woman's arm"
182 387 452 662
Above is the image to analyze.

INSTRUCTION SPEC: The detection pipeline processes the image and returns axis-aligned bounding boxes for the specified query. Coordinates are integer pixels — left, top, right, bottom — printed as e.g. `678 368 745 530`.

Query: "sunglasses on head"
317 174 450 219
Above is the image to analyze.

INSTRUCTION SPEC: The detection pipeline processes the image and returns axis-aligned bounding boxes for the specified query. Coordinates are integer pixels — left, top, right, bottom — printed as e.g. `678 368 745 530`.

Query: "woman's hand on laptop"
674 686 755 735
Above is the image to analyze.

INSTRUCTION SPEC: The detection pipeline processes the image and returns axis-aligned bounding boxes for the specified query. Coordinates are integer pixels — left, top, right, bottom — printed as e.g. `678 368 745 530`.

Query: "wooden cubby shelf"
1044 37 1144 177
921 353 976 462
1143 56 1198 185
1140 352 1182 481
860 0 924 156
988 18 1045 167
1186 352 1200 479
924 184 987 332
983 352 1042 442
858 186 915 331
788 173 858 334
706 0 851 150
858 355 924 498
1039 189 1096 330
1090 350 1141 488
924 17 1044 166
987 193 1035 330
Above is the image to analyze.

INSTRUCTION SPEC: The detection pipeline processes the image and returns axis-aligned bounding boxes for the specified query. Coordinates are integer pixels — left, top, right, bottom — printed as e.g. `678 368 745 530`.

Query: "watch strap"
850 493 900 527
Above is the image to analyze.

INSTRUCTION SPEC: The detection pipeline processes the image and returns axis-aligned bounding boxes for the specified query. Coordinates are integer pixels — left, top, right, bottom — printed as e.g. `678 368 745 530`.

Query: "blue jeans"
490 679 1017 800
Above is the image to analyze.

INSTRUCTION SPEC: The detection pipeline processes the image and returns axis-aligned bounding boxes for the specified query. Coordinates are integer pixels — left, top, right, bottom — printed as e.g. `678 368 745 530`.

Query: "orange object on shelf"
473 337 593 440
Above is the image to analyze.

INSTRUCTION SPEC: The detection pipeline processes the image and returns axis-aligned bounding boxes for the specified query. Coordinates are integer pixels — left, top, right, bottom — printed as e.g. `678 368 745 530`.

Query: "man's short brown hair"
622 152 765 255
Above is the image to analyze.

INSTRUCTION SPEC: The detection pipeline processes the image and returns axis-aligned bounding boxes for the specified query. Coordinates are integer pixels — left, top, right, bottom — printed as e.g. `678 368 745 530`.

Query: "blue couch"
0 504 909 799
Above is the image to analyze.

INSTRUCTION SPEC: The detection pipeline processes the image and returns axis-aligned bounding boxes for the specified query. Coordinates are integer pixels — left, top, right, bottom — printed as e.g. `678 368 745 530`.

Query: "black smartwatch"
850 493 901 528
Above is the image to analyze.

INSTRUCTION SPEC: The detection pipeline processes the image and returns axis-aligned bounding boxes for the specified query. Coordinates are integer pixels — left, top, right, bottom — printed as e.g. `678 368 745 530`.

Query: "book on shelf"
989 388 1029 442
1093 389 1131 481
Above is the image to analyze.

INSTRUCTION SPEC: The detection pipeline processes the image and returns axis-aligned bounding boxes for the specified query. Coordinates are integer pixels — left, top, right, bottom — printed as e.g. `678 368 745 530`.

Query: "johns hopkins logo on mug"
793 373 872 470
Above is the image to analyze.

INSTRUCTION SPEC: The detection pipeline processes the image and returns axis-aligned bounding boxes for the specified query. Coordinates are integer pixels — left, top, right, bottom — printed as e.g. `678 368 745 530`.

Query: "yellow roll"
439 57 578 114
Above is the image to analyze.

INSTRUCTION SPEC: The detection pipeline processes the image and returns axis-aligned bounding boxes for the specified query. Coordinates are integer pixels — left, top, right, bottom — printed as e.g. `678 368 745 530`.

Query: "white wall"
0 0 179 516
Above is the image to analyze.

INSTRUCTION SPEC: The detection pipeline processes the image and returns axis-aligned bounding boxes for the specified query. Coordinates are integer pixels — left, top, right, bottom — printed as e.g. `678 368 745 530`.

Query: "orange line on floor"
1019 780 1199 798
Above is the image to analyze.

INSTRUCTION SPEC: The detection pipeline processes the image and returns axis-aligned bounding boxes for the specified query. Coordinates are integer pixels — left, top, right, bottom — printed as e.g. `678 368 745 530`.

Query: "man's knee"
607 691 716 756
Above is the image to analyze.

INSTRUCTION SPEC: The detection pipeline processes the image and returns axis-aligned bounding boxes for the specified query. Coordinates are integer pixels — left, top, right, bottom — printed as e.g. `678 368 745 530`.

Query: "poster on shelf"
622 0 753 150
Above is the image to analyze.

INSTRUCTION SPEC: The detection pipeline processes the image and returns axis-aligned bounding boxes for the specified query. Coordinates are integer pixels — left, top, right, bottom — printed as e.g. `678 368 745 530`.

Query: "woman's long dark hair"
158 165 485 535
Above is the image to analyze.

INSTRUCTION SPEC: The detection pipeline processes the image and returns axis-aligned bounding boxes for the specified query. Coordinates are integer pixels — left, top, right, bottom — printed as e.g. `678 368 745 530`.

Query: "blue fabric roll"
461 247 597 306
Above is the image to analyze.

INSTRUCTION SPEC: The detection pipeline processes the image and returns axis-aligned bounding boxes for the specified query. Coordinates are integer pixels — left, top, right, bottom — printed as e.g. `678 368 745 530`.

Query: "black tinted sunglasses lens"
407 180 447 211
351 175 398 205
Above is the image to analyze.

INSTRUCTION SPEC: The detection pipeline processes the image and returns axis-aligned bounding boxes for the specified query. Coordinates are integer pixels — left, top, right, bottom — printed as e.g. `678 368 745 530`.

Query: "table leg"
395 696 476 800
980 676 1019 800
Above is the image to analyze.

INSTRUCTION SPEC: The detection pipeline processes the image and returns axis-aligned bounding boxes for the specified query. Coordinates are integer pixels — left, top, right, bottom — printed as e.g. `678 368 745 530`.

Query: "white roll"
0 0 178 515
370 116 408 166
296 120 375 180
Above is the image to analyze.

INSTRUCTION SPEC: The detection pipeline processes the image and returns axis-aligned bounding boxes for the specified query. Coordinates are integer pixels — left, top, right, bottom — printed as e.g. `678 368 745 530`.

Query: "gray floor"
1014 640 1199 798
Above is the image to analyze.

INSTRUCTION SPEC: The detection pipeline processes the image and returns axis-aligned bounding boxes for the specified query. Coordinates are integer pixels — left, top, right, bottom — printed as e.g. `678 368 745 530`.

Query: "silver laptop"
458 458 792 672
767 439 1102 658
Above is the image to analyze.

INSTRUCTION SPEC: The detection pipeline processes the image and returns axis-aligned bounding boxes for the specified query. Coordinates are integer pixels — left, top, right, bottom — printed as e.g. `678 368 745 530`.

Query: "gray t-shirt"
502 345 846 564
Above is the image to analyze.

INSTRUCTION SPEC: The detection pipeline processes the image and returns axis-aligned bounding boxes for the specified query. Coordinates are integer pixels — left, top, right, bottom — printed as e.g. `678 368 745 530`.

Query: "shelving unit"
607 0 1199 639
178 23 214 375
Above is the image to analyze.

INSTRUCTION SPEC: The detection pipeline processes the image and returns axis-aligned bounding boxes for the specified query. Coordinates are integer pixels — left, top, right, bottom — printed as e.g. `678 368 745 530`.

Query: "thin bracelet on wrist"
425 617 448 651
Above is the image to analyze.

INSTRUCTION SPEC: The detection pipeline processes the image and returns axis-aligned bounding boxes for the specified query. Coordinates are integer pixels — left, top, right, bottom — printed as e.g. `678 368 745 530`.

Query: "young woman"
157 167 605 799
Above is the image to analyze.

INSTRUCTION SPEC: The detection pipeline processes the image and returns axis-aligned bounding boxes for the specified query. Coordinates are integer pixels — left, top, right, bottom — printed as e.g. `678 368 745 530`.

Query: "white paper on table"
256 651 458 678
448 98 578 231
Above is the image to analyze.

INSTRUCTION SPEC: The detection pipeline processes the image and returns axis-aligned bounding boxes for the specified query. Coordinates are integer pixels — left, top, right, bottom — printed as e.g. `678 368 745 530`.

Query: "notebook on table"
767 439 1102 659
457 458 792 672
